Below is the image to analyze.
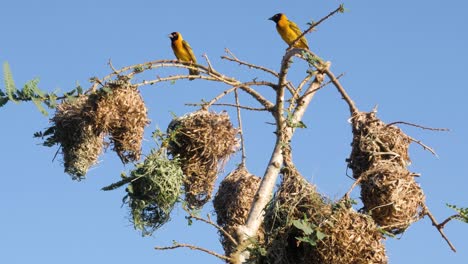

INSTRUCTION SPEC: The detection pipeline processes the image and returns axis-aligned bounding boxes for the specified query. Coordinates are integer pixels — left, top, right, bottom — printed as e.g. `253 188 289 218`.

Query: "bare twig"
407 135 438 157
108 58 118 74
289 4 345 49
225 48 240 61
299 72 345 100
342 175 364 201
209 103 269 111
438 214 462 229
324 66 358 115
183 207 238 247
296 73 314 95
423 205 457 252
223 48 279 77
203 53 214 71
113 59 275 110
387 121 450 132
155 242 231 261
235 89 247 166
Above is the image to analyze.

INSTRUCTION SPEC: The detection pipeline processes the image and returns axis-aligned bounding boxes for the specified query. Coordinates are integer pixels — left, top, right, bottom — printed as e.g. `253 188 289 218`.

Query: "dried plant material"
167 110 239 208
52 95 104 179
95 77 149 163
360 161 426 234
312 206 388 264
262 168 387 264
348 111 411 178
262 168 330 264
213 167 261 257
347 111 426 235
126 151 184 236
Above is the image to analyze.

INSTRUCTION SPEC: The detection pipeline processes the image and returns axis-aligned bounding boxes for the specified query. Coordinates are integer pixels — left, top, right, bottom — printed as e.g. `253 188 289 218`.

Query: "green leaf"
32 97 48 116
316 230 327 241
3 62 17 102
292 219 313 235
296 236 317 246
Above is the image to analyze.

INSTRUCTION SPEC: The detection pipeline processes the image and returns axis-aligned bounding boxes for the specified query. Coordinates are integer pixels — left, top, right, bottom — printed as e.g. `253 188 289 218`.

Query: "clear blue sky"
1 1 467 263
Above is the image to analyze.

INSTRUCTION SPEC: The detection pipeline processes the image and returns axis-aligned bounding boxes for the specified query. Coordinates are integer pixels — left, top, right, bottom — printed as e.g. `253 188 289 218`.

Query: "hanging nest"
213 166 262 258
261 167 331 264
360 161 426 234
347 110 426 234
94 77 150 163
261 168 387 264
125 151 184 236
348 111 411 178
51 95 104 180
311 206 388 264
167 110 239 208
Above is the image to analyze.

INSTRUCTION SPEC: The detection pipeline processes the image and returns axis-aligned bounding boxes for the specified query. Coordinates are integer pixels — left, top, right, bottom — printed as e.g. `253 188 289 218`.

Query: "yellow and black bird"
169 32 200 80
268 13 309 49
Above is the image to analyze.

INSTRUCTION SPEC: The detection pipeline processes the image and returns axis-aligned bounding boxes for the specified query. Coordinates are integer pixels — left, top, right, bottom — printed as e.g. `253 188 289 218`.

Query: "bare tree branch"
155 242 231 262
223 48 279 78
236 47 327 262
423 205 457 252
438 214 462 229
235 89 247 166
387 121 450 132
183 206 238 247
407 135 438 157
289 4 345 49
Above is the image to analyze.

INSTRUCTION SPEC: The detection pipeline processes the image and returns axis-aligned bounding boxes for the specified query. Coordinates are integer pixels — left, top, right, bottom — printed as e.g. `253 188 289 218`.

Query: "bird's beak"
168 34 172 38
268 16 274 21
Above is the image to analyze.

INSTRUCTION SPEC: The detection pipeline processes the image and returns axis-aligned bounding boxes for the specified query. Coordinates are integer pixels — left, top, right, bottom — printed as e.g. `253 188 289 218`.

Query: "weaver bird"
268 13 309 49
169 32 200 80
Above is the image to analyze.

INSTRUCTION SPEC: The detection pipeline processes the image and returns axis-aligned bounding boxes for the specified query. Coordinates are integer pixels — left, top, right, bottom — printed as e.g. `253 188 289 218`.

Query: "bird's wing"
288 20 303 36
182 40 197 63
289 20 309 48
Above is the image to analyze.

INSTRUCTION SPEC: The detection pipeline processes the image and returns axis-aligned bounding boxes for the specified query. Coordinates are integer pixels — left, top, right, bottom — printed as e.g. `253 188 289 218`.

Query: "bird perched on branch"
169 32 200 80
268 13 309 49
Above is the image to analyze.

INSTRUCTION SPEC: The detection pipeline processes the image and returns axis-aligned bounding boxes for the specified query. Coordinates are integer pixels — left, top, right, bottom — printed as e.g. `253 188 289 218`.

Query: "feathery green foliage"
3 61 17 103
1 61 84 115
447 204 468 223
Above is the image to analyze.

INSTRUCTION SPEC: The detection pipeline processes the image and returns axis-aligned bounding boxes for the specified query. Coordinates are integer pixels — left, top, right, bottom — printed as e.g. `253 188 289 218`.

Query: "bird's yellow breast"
172 39 192 62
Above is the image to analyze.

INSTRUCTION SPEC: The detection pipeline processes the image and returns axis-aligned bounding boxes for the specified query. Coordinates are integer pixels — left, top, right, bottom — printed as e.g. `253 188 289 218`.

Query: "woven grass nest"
261 168 387 264
348 111 426 235
360 161 426 234
48 76 149 179
348 111 411 178
125 151 184 236
213 166 261 258
52 95 104 180
167 110 239 209
94 77 150 163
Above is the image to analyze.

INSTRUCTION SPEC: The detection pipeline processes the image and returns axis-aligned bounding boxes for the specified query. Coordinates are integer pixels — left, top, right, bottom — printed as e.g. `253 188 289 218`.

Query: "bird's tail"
188 69 200 81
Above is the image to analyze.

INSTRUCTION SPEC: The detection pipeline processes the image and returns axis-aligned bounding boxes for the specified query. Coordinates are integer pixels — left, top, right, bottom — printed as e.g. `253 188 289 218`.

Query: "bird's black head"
268 13 284 23
169 32 180 41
